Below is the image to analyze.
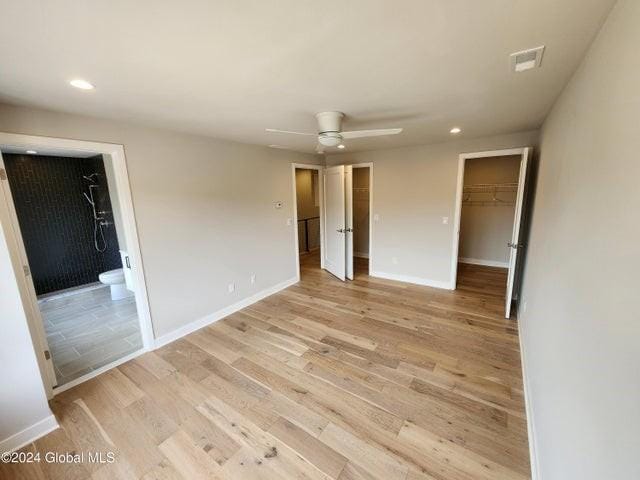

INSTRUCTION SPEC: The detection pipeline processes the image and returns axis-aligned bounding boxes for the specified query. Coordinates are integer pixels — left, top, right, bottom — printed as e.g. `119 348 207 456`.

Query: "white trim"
291 163 324 280
52 347 147 395
354 252 369 259
0 415 58 453
459 257 509 268
517 317 540 480
154 276 298 349
0 133 155 397
370 270 452 290
450 147 529 290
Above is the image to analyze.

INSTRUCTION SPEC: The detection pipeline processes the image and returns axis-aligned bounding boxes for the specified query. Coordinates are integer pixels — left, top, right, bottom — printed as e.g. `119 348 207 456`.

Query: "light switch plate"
228 283 235 293
442 216 449 224
373 214 380 222
286 218 292 226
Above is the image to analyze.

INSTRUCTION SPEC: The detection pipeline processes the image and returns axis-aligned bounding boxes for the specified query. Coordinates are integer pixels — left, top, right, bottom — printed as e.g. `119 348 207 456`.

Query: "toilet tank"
119 250 135 292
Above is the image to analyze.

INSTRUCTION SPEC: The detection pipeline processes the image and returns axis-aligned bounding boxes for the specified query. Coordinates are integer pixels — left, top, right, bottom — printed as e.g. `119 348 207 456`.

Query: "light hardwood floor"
2 254 529 480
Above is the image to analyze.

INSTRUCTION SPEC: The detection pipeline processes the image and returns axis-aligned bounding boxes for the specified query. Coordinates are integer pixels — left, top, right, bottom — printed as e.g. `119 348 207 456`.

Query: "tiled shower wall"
3 153 121 295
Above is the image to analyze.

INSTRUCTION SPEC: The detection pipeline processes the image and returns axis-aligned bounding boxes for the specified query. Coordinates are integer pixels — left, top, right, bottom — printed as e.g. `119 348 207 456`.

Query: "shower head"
83 173 99 182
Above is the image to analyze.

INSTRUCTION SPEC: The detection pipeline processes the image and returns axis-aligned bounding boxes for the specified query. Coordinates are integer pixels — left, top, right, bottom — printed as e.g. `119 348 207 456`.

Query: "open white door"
323 165 346 281
505 148 531 318
0 156 58 394
345 166 354 280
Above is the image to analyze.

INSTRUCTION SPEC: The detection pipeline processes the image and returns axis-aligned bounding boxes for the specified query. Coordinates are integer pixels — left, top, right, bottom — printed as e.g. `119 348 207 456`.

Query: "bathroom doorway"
0 134 153 396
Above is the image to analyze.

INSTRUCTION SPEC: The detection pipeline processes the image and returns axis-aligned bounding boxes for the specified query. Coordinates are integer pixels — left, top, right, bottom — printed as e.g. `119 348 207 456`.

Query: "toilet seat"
99 268 125 285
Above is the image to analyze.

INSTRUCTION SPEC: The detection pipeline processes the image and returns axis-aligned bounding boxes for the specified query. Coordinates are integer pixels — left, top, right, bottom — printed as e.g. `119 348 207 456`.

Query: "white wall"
459 156 520 266
0 219 54 450
519 0 640 478
326 130 539 287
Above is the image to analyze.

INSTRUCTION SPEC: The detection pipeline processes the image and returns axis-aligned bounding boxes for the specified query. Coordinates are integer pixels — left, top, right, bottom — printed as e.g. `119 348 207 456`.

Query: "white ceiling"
0 0 615 154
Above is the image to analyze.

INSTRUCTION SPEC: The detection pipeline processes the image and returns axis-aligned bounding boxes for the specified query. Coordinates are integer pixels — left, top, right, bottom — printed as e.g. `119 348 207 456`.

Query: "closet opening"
452 148 532 318
350 165 371 277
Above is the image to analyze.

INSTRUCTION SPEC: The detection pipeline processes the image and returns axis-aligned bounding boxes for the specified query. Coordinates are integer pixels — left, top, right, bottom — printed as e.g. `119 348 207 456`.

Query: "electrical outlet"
250 274 256 284
228 283 235 293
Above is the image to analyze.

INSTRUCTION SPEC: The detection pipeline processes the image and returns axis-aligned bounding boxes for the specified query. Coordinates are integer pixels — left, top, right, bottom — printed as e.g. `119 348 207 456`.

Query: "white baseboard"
370 270 452 290
154 276 299 348
0 415 58 453
354 252 369 259
517 316 540 480
459 257 509 268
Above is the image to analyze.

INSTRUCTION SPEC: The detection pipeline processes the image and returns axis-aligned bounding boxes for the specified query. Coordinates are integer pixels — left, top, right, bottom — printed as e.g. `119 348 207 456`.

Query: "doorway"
322 163 373 282
452 148 531 318
350 165 371 277
292 164 324 280
0 133 153 397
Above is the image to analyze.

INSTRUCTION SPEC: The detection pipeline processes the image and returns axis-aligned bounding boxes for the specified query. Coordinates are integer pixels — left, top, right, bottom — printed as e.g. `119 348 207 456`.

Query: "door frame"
450 147 530 294
350 163 374 273
291 163 325 280
0 132 155 398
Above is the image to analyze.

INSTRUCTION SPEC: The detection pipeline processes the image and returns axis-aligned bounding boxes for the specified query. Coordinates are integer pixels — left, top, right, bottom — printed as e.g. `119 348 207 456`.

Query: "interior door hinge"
44 350 51 360
0 168 6 180
23 264 31 276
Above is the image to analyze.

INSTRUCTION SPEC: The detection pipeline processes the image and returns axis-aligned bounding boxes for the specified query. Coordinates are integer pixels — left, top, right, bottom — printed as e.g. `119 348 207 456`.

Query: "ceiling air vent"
510 46 545 72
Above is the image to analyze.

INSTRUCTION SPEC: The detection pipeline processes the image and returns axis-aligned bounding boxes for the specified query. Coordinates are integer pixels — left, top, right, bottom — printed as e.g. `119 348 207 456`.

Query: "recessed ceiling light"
26 150 38 154
450 127 462 134
337 144 345 149
69 79 95 90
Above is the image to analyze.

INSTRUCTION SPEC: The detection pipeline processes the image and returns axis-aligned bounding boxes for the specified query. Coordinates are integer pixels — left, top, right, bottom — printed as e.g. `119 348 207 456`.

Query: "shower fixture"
82 177 107 252
83 172 100 183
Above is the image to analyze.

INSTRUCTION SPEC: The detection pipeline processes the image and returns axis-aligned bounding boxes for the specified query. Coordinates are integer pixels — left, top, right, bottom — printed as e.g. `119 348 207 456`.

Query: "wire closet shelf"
462 182 517 207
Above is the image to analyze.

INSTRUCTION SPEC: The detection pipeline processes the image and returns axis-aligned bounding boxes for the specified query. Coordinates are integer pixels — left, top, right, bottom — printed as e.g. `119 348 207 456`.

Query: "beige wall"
326 130 539 287
295 169 320 251
459 156 520 266
0 103 319 342
519 0 640 478
352 167 370 256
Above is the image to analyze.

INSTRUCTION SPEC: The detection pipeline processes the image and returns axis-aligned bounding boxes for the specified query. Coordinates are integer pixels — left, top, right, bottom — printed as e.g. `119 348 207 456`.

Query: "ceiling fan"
266 111 402 153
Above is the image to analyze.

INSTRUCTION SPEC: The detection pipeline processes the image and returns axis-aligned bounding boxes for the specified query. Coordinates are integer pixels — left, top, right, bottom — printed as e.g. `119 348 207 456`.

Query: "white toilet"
99 268 129 300
99 250 135 300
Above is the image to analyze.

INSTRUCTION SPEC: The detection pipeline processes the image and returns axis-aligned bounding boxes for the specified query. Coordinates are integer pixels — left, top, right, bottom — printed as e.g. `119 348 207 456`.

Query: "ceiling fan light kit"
266 111 402 152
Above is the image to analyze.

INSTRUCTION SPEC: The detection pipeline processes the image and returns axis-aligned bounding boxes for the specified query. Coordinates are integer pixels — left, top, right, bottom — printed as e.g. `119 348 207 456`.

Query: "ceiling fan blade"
340 128 402 139
265 128 315 136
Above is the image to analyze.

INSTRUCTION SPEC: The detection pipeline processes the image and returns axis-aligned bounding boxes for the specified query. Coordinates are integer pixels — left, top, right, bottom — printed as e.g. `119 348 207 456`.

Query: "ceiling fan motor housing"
316 111 344 134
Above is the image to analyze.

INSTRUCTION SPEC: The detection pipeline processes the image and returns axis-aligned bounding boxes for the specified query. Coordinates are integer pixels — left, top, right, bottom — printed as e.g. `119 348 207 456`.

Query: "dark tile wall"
4 153 122 295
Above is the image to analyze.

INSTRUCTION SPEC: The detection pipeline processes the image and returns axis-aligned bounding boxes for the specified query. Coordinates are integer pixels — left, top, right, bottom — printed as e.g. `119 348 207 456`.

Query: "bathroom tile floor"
38 284 142 386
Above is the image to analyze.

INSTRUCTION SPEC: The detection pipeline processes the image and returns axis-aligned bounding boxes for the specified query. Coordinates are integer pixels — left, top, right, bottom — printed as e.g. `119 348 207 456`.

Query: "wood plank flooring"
2 254 529 480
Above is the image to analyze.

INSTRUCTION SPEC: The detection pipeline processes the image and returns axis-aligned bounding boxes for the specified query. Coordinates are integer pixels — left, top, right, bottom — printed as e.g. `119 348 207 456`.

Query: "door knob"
345 227 353 232
337 228 345 233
